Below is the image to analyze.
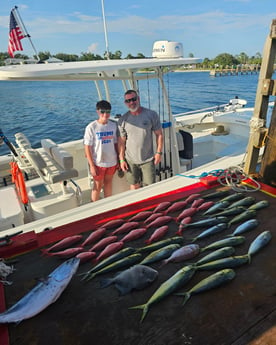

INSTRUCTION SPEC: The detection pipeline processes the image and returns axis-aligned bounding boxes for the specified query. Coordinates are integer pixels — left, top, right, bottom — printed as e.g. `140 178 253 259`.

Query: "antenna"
101 0 110 59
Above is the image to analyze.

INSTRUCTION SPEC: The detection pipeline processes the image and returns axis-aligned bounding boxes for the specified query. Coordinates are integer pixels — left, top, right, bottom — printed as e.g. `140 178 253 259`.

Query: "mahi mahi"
0 257 80 324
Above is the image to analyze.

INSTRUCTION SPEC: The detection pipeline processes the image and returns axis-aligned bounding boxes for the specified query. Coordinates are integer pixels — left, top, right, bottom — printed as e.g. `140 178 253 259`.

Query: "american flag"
8 10 25 58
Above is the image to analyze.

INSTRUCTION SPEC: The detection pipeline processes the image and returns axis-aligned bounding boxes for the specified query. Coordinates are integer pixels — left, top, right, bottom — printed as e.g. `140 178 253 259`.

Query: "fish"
203 201 230 215
81 228 106 247
228 196 255 209
164 201 188 215
144 212 164 224
111 222 139 235
100 264 158 295
152 201 172 213
129 265 196 322
160 244 200 267
202 190 230 200
128 211 153 222
227 209 257 228
228 219 259 236
196 201 215 212
76 251 97 264
42 235 83 253
200 236 246 252
82 247 137 276
190 223 228 243
120 228 147 243
247 230 272 263
95 241 124 262
99 218 125 230
248 200 270 211
82 253 142 282
210 206 247 217
185 193 201 203
182 216 228 229
145 225 169 244
0 258 80 323
176 207 197 223
89 235 118 252
41 247 84 259
145 215 174 229
191 198 205 208
195 246 236 266
176 217 193 235
139 244 181 265
137 236 184 254
219 192 245 203
175 269 236 306
196 255 249 271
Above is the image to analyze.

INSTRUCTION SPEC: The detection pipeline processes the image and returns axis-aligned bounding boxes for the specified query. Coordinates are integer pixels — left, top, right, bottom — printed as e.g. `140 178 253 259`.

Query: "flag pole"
13 6 40 62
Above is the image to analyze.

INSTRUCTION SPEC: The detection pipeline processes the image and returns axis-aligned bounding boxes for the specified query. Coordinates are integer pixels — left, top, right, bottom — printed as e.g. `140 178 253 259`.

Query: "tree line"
0 50 263 68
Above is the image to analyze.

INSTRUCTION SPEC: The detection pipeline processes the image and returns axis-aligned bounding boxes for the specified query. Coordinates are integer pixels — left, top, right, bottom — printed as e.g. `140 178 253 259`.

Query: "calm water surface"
0 71 262 155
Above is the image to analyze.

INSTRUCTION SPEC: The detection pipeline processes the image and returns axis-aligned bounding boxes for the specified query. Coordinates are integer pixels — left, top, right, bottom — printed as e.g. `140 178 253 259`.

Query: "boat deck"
0 181 275 345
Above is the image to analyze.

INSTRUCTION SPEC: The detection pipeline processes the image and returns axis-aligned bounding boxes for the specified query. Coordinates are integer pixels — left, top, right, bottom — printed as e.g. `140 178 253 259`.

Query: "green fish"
137 236 184 254
191 223 228 242
227 209 257 228
248 200 270 211
247 230 272 263
202 190 230 200
183 216 228 229
129 265 196 322
139 244 181 265
82 253 142 282
210 206 246 217
175 269 236 305
203 201 230 215
219 192 245 203
200 236 245 252
196 255 249 271
228 196 255 209
195 246 236 266
229 219 259 236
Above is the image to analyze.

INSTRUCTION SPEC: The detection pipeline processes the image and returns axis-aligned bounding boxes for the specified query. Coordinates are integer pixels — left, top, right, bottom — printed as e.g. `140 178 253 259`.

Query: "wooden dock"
210 66 260 77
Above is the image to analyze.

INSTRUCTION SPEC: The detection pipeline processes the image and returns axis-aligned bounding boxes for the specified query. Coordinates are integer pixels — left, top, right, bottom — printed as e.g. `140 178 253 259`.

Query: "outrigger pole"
12 6 40 62
101 0 110 59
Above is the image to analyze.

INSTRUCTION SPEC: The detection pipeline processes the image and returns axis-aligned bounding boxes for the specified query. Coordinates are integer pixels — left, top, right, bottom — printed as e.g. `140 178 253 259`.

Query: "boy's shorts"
125 159 156 186
93 165 117 181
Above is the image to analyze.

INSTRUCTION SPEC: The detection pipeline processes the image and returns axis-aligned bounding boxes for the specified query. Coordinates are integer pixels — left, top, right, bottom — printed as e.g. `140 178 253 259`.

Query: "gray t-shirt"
118 107 161 164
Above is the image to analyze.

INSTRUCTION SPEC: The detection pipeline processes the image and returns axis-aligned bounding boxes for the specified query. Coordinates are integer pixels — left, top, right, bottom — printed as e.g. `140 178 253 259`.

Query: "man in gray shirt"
118 90 163 189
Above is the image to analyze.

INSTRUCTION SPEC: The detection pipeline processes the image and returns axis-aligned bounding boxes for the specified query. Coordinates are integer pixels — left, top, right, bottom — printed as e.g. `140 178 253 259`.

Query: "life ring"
10 161 29 205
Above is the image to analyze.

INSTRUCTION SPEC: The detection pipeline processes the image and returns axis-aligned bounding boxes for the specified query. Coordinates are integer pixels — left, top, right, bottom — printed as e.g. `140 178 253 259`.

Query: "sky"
0 0 275 60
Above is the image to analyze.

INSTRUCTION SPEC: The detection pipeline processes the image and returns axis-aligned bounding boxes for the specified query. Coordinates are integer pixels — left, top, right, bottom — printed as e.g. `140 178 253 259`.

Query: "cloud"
87 43 98 53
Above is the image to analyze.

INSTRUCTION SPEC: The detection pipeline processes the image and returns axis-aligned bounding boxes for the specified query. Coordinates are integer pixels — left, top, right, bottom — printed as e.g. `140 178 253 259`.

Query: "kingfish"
195 246 236 266
129 265 196 322
247 230 272 263
200 236 245 252
82 253 142 282
175 269 236 306
139 244 181 265
190 223 228 242
0 258 80 324
228 219 259 236
196 255 249 271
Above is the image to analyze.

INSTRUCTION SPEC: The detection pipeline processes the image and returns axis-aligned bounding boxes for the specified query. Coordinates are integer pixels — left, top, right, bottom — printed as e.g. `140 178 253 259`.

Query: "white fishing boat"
0 40 273 236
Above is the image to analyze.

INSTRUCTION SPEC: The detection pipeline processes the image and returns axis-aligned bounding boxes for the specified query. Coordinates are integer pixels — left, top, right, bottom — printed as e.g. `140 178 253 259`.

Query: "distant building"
44 57 64 63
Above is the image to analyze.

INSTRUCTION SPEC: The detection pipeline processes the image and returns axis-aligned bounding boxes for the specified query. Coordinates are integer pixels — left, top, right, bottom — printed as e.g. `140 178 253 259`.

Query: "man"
118 90 163 190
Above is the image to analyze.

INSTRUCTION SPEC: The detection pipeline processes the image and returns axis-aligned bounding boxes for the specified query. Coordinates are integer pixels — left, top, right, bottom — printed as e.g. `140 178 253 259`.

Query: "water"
0 71 263 155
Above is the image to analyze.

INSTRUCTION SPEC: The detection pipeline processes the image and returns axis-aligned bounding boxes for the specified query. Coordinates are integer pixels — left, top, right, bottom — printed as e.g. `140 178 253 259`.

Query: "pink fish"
176 217 192 235
144 212 164 224
100 218 125 230
185 193 201 204
164 201 188 215
121 228 147 243
89 236 117 252
95 241 124 262
76 251 97 264
81 228 107 247
128 211 153 222
145 225 169 244
196 201 215 211
160 244 200 267
111 222 139 235
146 215 174 228
42 235 83 253
176 207 197 223
152 201 172 213
42 247 84 258
191 198 205 208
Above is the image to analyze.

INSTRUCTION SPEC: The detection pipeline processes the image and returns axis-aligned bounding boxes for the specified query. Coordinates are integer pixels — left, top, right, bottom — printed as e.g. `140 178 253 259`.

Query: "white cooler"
0 186 24 231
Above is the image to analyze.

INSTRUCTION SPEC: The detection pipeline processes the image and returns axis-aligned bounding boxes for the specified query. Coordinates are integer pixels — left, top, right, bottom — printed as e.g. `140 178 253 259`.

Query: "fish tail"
129 304 149 322
81 272 96 282
159 260 167 268
191 237 197 243
100 278 112 288
144 239 151 245
247 253 252 264
40 249 51 256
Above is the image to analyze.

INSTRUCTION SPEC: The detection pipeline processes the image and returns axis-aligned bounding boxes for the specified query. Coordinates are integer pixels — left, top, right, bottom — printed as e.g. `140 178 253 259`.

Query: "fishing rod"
0 128 18 157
